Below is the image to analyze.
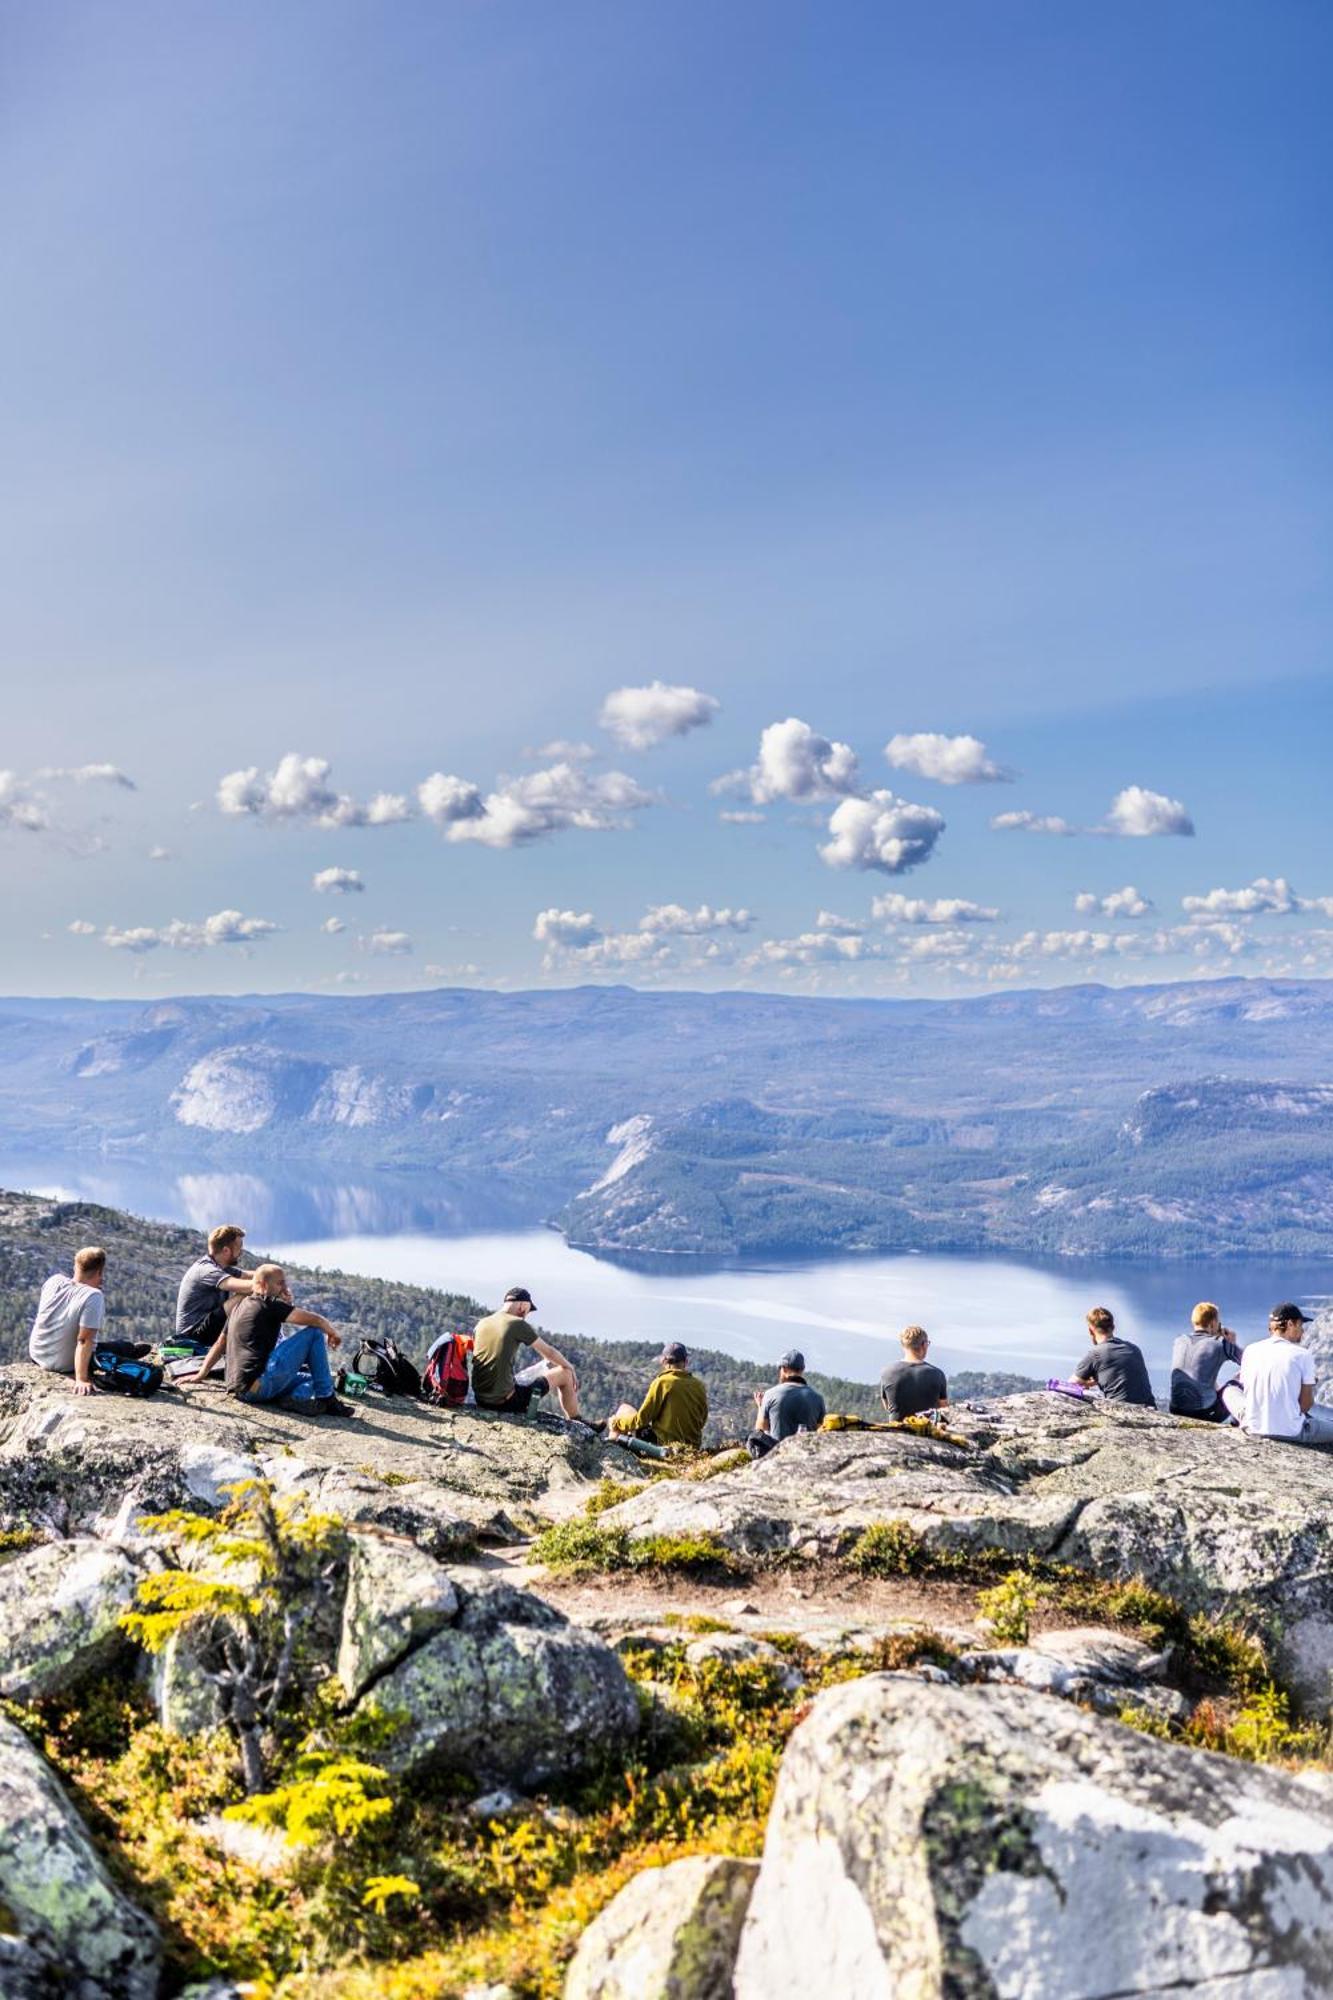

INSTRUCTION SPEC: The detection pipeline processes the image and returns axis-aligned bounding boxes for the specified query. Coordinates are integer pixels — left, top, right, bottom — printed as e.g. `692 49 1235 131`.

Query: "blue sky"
2 0 1329 997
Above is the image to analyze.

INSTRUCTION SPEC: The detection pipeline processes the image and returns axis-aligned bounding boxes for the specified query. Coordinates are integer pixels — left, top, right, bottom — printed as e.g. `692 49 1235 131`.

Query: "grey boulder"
0 1537 143 1700
336 1528 460 1698
0 1713 159 1999
733 1672 1333 1999
363 1570 639 1786
566 1854 759 2000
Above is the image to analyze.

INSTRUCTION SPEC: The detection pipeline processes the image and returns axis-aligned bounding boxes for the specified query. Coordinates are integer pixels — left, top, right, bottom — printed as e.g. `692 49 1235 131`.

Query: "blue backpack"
92 1347 164 1397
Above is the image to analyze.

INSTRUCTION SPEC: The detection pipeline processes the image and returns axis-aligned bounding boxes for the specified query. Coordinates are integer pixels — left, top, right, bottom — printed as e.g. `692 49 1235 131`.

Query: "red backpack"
422 1330 473 1407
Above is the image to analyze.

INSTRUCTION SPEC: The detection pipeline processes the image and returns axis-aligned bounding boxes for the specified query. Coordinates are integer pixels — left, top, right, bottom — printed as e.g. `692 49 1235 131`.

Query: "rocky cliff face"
6 1359 1333 1997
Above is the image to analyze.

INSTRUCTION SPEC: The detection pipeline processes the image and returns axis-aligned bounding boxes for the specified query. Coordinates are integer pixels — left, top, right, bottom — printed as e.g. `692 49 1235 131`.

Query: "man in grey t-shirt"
748 1350 826 1459
175 1223 255 1346
29 1246 107 1395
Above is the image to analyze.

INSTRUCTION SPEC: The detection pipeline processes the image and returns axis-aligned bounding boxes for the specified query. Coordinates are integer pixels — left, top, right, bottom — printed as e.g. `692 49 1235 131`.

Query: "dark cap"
780 1349 806 1372
1270 1302 1311 1325
503 1286 536 1309
660 1341 689 1366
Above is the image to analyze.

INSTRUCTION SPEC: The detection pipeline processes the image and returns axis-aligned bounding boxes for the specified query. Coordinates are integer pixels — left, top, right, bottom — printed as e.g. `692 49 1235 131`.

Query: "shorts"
480 1359 553 1416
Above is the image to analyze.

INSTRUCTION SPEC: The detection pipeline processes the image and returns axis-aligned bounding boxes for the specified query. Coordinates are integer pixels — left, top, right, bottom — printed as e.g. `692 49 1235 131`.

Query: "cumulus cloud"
36 763 136 789
1106 785 1194 838
820 791 945 875
67 919 97 935
533 908 603 948
443 763 654 848
312 866 365 895
746 930 880 968
884 733 1010 786
102 909 280 952
218 753 412 829
599 681 719 752
363 928 413 955
0 772 49 832
815 911 864 935
1181 877 1298 917
719 809 766 825
991 810 1077 837
871 893 999 924
639 903 753 936
320 916 347 935
1074 886 1153 919
148 846 172 862
724 717 861 805
527 739 596 763
417 773 485 827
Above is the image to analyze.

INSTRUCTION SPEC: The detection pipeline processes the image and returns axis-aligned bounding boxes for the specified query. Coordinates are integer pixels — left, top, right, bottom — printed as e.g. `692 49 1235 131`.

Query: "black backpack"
350 1336 421 1398
92 1347 164 1397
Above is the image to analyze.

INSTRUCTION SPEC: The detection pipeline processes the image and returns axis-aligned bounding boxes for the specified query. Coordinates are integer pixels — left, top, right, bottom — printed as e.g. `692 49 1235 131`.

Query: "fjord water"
7 1159 1330 1393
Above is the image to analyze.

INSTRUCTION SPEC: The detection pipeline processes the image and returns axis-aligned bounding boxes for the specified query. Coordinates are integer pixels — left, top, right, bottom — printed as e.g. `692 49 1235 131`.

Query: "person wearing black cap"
618 1342 709 1449
471 1287 585 1421
1220 1303 1333 1444
747 1350 826 1459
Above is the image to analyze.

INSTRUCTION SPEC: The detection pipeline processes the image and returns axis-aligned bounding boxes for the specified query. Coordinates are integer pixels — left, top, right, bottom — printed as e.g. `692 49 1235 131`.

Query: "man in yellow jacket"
616 1341 709 1449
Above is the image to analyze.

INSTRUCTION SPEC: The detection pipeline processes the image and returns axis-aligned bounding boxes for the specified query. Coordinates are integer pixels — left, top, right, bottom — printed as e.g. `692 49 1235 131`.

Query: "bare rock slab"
566 1854 759 2000
733 1672 1333 1999
0 1713 159 1999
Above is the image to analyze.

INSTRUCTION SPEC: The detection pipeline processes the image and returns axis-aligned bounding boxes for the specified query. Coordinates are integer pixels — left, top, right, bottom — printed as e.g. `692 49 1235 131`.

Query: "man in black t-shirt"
1073 1306 1156 1409
880 1326 949 1420
213 1264 351 1415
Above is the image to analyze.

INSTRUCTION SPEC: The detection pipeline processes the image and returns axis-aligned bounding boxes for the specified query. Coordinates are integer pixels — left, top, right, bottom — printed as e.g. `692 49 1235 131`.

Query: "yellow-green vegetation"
123 1479 349 1793
976 1570 1053 1645
531 1517 746 1577
846 1519 967 1577
0 1525 40 1558
15 1629 953 1998
663 1612 734 1635
581 1477 650 1518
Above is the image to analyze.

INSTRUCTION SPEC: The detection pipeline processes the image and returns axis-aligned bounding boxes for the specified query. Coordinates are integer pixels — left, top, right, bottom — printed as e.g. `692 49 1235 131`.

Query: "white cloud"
820 791 945 874
871 892 999 924
815 911 864 935
728 716 862 805
36 763 136 789
0 772 49 832
991 810 1077 837
102 909 280 952
67 919 97 935
884 732 1010 785
364 928 413 955
444 763 655 848
218 752 413 829
1074 886 1153 919
719 809 766 825
746 930 880 967
320 916 347 935
148 846 172 862
599 681 719 752
1181 877 1298 918
417 772 485 827
639 903 753 936
1105 785 1194 838
312 866 365 895
533 908 603 948
527 739 596 763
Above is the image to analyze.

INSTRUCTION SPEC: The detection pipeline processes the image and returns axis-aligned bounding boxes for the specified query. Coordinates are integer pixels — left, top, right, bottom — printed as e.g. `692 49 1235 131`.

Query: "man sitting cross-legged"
184 1262 352 1416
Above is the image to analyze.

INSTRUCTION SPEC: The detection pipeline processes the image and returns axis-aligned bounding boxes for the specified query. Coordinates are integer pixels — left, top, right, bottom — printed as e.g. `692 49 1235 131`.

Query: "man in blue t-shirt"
747 1350 826 1459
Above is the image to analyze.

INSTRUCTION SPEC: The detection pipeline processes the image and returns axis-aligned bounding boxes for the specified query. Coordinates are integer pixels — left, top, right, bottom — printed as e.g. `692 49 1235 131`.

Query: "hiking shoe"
317 1394 356 1418
576 1416 607 1434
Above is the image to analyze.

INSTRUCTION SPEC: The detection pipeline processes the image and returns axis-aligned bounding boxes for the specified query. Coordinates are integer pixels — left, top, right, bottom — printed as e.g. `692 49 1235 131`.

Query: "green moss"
582 1477 648 1518
663 1613 733 1635
845 1520 966 1578
532 1519 746 1578
0 1527 39 1560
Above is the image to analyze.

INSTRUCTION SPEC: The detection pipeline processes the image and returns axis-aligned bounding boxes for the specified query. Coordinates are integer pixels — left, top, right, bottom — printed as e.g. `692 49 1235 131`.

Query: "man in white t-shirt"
1224 1303 1333 1446
28 1246 108 1396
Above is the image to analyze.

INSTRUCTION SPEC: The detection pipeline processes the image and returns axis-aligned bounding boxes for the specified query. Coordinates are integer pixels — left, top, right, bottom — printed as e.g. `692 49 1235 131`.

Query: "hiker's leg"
545 1360 580 1421
256 1326 330 1403
1219 1381 1245 1422
1301 1403 1333 1446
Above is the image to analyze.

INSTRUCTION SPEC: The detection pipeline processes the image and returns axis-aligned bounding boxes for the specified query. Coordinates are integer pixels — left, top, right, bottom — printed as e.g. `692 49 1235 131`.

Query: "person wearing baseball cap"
1219 1303 1332 1444
612 1340 709 1449
747 1349 826 1460
471 1286 587 1423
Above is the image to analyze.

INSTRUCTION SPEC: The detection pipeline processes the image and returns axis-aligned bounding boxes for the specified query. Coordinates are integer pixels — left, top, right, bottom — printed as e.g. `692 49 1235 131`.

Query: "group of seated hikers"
23 1223 1332 1451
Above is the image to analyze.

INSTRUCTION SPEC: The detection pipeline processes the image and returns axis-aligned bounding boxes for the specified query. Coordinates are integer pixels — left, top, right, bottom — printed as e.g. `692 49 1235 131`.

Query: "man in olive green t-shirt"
472 1287 585 1420
631 1342 709 1448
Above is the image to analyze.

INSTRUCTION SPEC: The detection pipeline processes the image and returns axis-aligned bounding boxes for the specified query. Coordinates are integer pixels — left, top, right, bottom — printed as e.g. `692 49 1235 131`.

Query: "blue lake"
6 1159 1330 1393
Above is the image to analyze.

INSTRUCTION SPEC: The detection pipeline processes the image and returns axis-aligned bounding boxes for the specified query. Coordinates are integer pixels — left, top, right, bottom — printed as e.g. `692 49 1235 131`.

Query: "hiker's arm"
219 1274 254 1296
179 1327 227 1387
1301 1383 1315 1415
287 1308 341 1347
72 1321 98 1395
636 1379 664 1429
533 1336 575 1382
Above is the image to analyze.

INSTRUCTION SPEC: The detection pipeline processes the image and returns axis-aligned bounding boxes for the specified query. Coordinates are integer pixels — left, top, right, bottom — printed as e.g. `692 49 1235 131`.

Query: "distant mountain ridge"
1 977 1331 1258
